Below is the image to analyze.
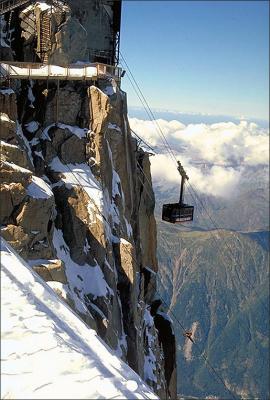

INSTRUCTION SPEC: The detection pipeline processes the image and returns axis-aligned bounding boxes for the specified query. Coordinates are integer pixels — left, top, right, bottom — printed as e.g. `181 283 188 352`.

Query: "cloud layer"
129 118 269 198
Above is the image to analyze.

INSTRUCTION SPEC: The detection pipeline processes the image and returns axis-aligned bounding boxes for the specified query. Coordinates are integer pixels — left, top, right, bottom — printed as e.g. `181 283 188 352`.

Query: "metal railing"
0 61 122 81
95 62 122 80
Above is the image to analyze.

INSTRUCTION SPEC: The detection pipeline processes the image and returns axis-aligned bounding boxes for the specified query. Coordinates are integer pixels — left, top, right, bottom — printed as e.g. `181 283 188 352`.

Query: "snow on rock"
41 124 52 141
108 122 122 133
41 123 89 140
144 308 158 384
56 123 89 139
0 16 9 47
2 160 31 174
27 258 59 267
25 121 39 133
49 157 102 210
27 175 53 199
0 140 19 149
36 1 53 11
34 150 44 160
0 113 13 123
144 307 154 328
102 83 117 97
115 333 128 358
120 238 131 246
41 122 90 140
112 169 122 198
0 88 14 95
53 228 112 302
47 281 70 301
125 216 133 238
1 238 158 399
30 137 40 146
16 122 34 166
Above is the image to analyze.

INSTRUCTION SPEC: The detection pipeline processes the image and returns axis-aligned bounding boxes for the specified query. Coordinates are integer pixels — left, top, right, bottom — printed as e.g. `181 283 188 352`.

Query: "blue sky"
120 1 269 120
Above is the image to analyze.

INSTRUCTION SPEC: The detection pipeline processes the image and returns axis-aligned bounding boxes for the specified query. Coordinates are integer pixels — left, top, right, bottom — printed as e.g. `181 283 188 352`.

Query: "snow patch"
120 238 131 246
102 85 116 96
115 333 128 358
108 122 122 132
53 229 112 301
143 308 157 384
25 121 39 133
49 157 102 210
27 176 53 199
30 137 40 146
112 169 121 197
56 123 89 139
16 122 34 165
0 16 9 47
0 113 13 123
2 160 31 174
27 258 58 267
0 140 19 149
41 123 89 140
0 88 14 95
47 281 70 300
34 150 44 160
124 217 133 238
1 239 158 399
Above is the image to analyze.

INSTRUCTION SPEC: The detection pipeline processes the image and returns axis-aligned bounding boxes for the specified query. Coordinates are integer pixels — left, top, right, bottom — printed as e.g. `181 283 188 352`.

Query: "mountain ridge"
156 223 269 399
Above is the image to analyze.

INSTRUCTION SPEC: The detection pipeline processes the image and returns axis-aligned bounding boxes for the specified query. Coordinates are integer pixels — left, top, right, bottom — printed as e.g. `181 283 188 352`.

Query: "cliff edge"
0 2 177 398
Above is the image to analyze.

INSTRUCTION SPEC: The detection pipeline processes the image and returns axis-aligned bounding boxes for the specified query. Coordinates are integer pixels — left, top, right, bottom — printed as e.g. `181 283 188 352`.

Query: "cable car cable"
121 245 238 400
120 53 268 313
36 75 237 398
119 58 177 165
42 128 236 399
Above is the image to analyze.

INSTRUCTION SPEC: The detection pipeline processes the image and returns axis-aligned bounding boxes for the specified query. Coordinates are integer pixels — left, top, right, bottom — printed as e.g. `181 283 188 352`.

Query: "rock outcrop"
0 2 177 398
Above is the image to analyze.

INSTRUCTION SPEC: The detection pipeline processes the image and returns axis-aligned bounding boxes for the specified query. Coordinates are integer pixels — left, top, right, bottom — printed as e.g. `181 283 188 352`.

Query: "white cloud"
129 117 269 198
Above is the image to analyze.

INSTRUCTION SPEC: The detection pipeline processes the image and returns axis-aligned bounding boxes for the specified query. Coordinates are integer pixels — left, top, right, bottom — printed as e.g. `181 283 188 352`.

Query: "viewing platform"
0 61 122 82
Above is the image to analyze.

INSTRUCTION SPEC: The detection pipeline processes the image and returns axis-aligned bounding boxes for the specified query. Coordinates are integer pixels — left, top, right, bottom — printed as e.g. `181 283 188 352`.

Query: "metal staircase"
39 11 51 63
0 0 32 15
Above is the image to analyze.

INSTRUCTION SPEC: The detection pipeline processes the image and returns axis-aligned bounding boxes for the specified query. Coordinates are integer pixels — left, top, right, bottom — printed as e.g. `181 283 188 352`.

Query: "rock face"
0 2 177 398
50 16 87 64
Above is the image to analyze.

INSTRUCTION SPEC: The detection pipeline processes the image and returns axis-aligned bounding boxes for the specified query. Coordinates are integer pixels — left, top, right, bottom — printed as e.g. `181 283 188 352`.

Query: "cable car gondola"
162 161 194 223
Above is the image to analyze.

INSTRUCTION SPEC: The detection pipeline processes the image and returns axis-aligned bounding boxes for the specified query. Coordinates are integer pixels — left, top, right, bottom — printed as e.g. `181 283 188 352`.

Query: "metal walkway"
0 61 122 82
0 0 31 14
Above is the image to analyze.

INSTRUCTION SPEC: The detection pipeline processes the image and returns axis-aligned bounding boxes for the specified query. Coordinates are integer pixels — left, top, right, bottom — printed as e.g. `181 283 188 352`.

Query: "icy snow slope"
1 238 158 400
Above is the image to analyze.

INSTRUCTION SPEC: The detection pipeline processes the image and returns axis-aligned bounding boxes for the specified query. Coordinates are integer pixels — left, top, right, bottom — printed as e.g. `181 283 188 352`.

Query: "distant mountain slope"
1 238 158 400
156 224 269 399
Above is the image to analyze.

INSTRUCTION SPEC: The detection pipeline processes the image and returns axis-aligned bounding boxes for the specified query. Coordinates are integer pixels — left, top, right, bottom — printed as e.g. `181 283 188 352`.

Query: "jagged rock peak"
0 2 177 398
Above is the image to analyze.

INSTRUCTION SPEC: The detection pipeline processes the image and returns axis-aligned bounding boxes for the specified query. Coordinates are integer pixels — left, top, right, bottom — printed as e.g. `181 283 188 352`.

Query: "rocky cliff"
0 2 176 398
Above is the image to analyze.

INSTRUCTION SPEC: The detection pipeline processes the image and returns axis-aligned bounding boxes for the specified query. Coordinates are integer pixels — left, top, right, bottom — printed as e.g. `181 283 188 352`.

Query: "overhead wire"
41 120 234 399
121 238 237 400
22 46 236 397
118 52 269 395
120 51 178 164
120 52 268 310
